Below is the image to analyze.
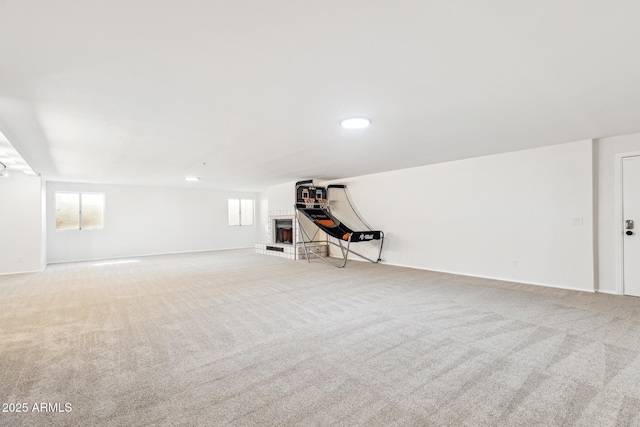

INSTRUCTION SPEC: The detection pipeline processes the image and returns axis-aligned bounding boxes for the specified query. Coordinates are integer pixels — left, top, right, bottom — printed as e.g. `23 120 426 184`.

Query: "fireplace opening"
274 219 293 244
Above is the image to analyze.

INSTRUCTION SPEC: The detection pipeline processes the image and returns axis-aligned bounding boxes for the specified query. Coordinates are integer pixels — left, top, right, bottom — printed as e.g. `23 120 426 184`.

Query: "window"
55 192 105 231
228 198 254 226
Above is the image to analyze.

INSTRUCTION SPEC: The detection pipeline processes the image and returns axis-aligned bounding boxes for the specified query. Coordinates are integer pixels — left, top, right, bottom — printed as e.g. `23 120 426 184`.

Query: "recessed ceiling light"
340 117 371 129
184 176 199 182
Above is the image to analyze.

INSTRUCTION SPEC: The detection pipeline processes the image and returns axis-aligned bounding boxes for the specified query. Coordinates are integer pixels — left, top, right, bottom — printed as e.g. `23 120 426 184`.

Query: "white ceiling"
0 129 36 176
1 1 640 191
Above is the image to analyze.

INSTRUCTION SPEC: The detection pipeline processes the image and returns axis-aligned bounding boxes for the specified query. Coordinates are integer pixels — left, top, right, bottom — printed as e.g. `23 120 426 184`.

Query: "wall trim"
46 247 254 265
0 265 47 277
380 261 595 293
596 289 619 295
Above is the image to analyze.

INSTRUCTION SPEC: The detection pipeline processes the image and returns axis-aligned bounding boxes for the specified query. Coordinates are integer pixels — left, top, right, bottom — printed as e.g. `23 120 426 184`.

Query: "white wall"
0 173 45 274
322 140 595 291
267 181 296 212
47 182 259 263
257 190 269 242
595 132 640 293
41 181 47 267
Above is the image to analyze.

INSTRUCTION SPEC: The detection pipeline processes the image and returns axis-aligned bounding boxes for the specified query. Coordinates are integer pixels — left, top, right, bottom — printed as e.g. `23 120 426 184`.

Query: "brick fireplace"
255 207 328 260
255 209 298 259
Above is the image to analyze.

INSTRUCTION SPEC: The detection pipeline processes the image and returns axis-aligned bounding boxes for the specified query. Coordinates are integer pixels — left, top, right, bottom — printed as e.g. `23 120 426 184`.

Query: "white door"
623 155 640 296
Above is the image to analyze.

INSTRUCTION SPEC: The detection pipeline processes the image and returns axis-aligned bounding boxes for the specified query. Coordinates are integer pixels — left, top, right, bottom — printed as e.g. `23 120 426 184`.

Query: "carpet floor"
1 249 640 426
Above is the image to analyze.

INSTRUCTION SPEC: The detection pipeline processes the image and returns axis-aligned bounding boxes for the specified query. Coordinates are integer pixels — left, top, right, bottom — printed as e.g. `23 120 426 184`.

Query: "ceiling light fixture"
340 117 371 129
184 176 199 182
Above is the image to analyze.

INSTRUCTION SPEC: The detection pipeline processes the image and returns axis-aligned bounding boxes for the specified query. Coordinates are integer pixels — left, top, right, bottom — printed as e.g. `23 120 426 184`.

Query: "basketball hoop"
317 198 329 209
303 198 315 209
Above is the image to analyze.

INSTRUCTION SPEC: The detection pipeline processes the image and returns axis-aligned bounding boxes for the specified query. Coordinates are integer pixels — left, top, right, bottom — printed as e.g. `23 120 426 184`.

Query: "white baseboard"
0 265 47 276
379 261 595 293
595 289 620 295
46 247 254 265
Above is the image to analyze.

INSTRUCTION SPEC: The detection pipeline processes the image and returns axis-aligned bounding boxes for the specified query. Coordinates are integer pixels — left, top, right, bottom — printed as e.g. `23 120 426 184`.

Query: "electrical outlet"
572 217 584 226
17 256 24 263
512 261 518 268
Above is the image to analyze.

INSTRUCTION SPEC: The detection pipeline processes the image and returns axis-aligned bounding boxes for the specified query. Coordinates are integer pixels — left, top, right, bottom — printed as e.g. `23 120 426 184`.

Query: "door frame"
615 151 640 295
